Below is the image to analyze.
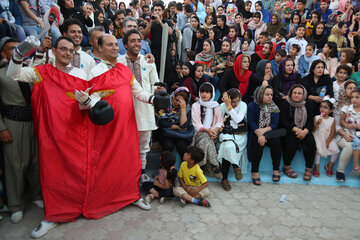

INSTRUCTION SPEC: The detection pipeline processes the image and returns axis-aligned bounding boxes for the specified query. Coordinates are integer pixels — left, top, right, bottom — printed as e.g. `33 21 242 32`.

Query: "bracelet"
227 105 232 111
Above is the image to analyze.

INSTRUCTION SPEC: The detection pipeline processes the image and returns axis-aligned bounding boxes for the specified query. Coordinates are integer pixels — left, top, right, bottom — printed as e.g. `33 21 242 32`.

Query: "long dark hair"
326 41 338 58
160 151 177 186
310 59 326 76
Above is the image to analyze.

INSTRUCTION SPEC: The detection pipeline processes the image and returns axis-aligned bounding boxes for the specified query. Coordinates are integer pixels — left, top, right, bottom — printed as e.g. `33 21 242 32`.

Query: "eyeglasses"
56 47 75 54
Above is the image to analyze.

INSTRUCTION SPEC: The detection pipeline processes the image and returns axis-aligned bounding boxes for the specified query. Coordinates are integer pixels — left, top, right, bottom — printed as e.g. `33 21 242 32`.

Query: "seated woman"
249 41 276 72
210 39 235 88
334 80 357 182
247 11 267 42
183 63 209 104
272 58 302 107
247 86 282 186
218 89 248 191
302 60 334 114
158 87 193 159
192 83 224 179
298 43 320 78
195 39 216 77
328 22 348 52
306 22 327 50
280 85 316 181
246 59 273 103
223 26 241 55
219 54 252 101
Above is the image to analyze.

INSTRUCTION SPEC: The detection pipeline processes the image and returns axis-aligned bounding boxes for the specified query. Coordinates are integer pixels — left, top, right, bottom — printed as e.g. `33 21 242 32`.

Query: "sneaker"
159 197 166 204
0 215 3 221
336 171 345 182
179 198 186 207
31 220 58 239
197 198 211 207
11 211 23 224
32 200 44 209
145 194 154 203
131 198 151 210
140 174 150 184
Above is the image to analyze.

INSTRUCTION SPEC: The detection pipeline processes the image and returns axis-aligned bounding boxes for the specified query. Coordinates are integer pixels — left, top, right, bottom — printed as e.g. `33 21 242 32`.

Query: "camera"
151 15 156 20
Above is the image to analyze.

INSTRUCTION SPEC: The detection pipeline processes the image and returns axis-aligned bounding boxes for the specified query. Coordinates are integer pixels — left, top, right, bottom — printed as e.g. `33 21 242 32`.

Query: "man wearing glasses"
117 16 152 56
6 36 87 238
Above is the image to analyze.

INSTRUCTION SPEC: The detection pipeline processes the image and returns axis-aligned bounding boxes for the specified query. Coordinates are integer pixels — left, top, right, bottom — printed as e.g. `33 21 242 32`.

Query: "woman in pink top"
191 83 223 179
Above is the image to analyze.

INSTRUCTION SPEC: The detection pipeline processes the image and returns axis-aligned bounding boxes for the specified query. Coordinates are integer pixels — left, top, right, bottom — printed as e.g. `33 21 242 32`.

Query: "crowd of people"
1 0 360 238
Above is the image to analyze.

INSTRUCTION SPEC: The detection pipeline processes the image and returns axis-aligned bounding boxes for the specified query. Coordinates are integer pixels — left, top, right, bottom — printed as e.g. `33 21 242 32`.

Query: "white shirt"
7 60 87 83
285 37 308 56
118 54 159 131
88 60 154 105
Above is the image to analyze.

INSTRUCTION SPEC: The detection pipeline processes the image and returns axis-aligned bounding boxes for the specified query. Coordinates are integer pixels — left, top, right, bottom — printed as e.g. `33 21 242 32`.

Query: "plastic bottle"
319 86 327 97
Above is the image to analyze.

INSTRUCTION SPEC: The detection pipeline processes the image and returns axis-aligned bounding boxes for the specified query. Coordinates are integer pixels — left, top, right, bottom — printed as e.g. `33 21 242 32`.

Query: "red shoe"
313 171 320 177
324 165 333 176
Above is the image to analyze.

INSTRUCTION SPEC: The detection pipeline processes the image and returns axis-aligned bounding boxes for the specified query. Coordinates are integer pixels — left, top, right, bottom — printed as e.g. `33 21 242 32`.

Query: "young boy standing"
285 25 308 56
173 146 211 207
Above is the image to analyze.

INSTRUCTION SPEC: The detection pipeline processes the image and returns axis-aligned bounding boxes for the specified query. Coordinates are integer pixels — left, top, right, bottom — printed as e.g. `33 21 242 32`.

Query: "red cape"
32 64 141 222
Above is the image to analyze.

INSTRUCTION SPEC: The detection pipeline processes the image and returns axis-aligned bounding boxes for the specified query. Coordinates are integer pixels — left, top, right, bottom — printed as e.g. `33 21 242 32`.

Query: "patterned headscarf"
335 80 356 112
254 86 280 128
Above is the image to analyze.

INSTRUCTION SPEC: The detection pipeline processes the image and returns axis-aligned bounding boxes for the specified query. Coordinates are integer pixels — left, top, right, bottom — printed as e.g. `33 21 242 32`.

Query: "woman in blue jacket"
247 85 282 186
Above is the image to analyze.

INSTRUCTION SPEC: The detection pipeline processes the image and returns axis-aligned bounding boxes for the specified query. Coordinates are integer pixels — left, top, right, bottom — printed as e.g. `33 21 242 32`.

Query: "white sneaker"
159 197 166 204
140 174 150 184
131 198 151 210
32 200 44 209
31 220 58 239
11 211 23 223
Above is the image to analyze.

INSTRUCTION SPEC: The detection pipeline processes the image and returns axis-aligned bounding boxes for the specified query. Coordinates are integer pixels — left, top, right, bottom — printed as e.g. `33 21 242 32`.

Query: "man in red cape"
7 35 165 238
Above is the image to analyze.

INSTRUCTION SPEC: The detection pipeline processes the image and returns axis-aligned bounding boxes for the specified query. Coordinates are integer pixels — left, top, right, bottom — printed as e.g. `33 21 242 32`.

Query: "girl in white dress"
313 97 340 177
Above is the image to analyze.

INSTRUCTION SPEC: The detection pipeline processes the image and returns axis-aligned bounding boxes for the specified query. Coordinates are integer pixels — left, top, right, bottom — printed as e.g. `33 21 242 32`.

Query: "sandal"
324 165 333 176
272 174 281 182
211 164 223 179
233 167 243 181
313 170 320 177
252 178 261 186
283 166 298 178
303 168 312 181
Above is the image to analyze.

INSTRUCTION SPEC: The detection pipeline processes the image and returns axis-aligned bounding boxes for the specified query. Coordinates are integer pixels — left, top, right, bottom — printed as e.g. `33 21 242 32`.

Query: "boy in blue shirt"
173 146 210 207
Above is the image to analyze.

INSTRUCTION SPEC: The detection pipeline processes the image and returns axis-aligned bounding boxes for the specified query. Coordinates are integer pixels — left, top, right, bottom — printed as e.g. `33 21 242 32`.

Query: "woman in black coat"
301 59 333 115
280 84 316 181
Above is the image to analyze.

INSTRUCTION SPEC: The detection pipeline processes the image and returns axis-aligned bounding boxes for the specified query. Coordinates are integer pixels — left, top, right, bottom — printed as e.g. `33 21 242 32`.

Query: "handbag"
263 128 286 139
162 127 194 142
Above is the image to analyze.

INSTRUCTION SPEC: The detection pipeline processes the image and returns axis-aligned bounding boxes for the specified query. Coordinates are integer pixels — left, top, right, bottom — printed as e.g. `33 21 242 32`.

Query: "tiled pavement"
1 182 359 240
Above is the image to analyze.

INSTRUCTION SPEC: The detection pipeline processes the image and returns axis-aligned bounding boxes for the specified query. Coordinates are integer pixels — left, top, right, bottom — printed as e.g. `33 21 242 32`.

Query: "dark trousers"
221 159 239 180
160 137 190 159
142 181 174 198
282 133 316 169
251 136 282 173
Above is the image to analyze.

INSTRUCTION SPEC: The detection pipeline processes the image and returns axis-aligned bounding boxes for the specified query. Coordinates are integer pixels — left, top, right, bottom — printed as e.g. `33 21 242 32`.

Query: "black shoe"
272 174 281 182
252 177 261 186
336 171 345 182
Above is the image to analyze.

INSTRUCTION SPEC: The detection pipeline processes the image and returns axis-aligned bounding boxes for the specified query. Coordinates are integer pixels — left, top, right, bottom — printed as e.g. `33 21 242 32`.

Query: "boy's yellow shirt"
178 161 207 187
